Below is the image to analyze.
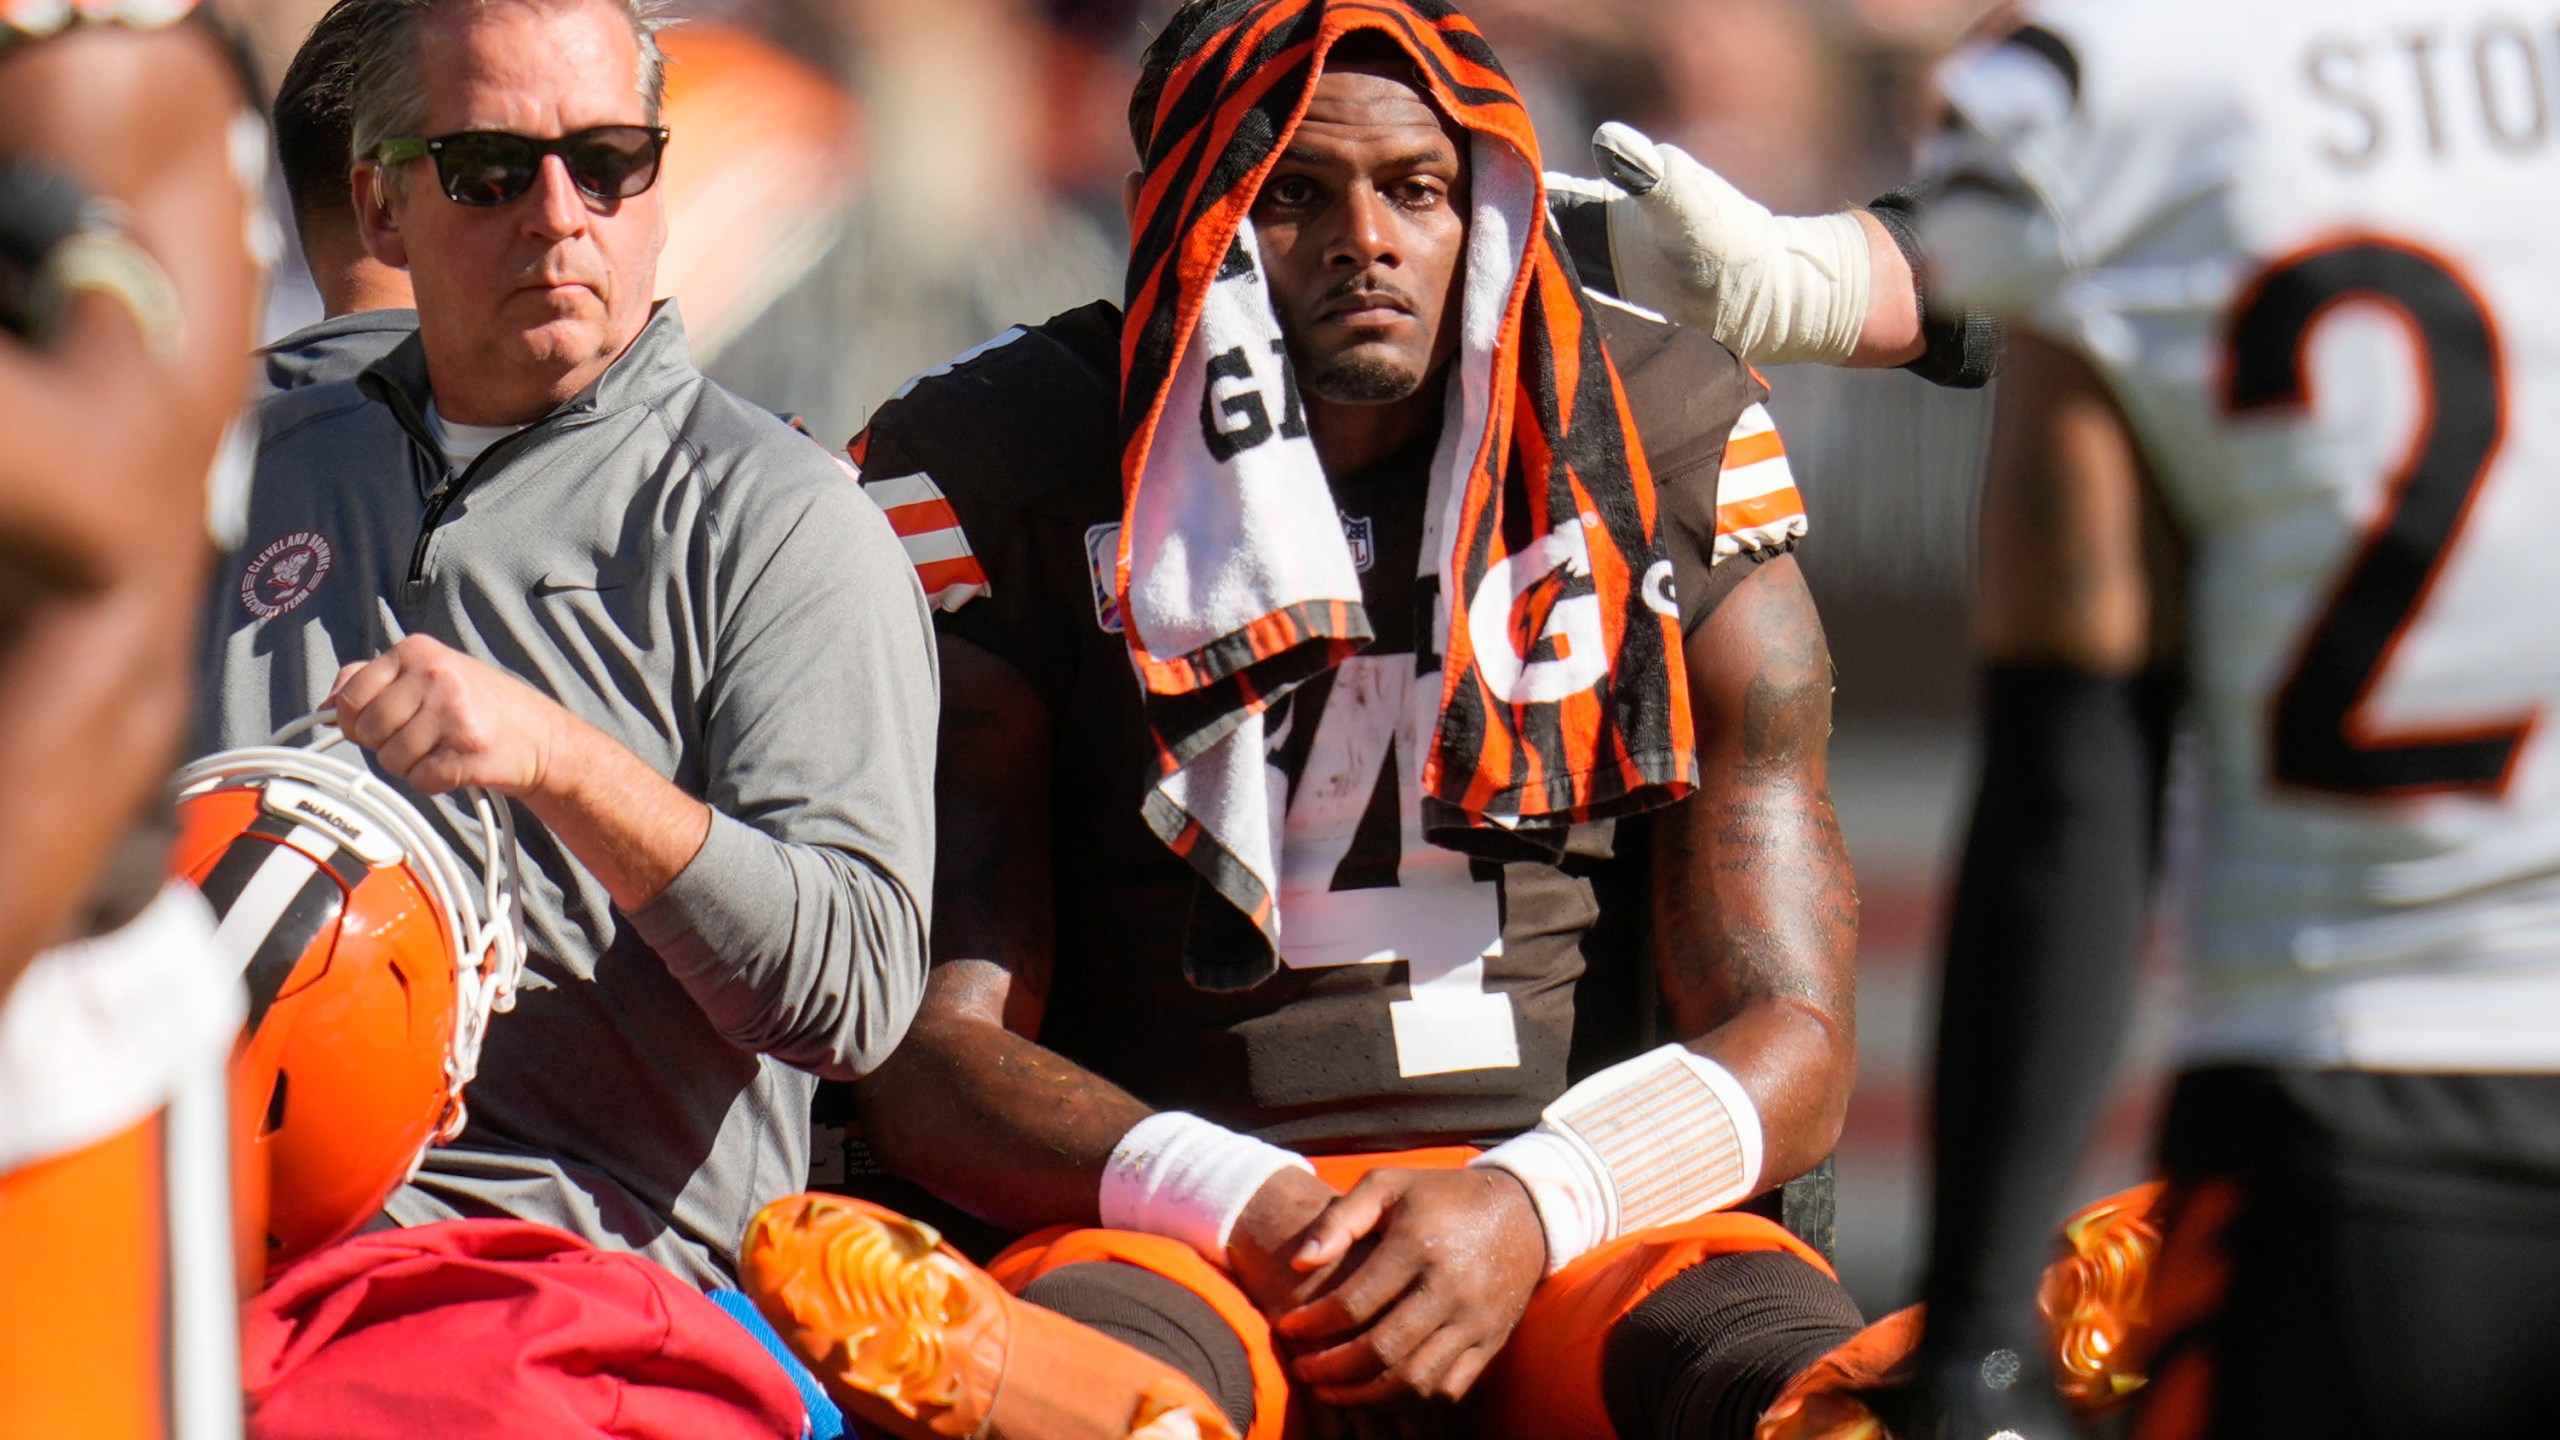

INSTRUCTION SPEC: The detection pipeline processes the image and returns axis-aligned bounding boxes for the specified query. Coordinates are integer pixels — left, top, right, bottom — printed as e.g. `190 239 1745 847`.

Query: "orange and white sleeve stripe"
859 470 992 613
1712 402 1808 562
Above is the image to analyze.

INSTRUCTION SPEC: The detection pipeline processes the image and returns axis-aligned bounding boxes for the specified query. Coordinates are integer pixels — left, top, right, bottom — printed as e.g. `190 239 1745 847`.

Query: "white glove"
1586 122 1871 366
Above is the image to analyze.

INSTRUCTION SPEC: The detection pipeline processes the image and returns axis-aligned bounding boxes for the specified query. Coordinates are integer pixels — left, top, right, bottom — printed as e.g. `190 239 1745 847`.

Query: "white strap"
1099 1111 1314 1261
1476 1044 1763 1273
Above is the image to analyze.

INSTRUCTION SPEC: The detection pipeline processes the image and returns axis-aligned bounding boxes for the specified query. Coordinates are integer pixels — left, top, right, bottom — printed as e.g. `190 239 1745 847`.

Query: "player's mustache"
1313 273 1419 316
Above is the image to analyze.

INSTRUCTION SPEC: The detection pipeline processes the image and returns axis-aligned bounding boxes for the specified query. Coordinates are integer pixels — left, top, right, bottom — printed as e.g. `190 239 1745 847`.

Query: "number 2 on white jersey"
2225 235 2539 798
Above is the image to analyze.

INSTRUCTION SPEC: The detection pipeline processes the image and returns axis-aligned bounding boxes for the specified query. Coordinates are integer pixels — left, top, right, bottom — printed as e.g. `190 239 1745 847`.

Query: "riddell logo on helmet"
256 777 403 866
291 796 366 846
241 531 335 619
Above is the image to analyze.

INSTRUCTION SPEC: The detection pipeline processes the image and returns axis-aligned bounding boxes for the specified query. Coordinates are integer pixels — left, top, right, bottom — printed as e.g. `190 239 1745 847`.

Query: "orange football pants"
987 1146 1831 1440
0 1042 259 1440
0 1113 186 1440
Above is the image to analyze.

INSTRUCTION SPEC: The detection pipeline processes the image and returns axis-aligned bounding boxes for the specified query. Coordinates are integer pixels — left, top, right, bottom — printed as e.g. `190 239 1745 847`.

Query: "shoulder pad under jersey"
850 300 1123 613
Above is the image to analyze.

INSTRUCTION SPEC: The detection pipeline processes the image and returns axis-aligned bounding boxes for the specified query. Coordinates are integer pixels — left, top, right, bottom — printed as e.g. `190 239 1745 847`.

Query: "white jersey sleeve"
1920 0 2560 1071
1919 0 2258 351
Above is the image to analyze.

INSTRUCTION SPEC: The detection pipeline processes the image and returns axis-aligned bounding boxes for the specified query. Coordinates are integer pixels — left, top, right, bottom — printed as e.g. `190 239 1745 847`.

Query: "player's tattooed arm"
918 634 1057 1035
851 634 1155 1232
1652 553 1860 1190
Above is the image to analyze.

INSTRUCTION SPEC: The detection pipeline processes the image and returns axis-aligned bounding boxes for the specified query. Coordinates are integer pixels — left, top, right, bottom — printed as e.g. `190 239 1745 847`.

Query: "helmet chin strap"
172 709 532 1153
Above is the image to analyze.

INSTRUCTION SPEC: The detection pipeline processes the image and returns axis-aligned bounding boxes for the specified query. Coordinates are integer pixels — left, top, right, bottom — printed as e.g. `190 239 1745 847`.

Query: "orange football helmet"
171 712 526 1278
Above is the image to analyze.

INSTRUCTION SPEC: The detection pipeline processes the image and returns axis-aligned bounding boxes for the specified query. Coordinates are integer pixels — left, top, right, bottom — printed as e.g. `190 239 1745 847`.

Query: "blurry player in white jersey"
1589 2 2560 1437
1916 3 2560 1435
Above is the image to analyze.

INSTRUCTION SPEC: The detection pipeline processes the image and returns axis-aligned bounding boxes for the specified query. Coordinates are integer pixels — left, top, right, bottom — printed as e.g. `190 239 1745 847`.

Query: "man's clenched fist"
327 635 708 911
328 635 571 798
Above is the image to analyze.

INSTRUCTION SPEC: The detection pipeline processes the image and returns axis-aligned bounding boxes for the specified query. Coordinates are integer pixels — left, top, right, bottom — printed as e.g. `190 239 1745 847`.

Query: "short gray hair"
348 0 667 184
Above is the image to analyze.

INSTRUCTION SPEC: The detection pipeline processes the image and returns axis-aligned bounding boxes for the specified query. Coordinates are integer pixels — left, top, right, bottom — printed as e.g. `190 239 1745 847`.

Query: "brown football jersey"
854 296 1780 1152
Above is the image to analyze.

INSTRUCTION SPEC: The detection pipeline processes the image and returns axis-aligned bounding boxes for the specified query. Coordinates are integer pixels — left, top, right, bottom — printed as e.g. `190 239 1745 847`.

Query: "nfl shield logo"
1341 513 1375 573
1084 523 1125 634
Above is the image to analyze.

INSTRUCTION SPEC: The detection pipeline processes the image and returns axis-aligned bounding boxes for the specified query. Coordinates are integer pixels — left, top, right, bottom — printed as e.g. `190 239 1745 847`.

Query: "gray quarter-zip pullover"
197 302 934 1285
253 308 418 395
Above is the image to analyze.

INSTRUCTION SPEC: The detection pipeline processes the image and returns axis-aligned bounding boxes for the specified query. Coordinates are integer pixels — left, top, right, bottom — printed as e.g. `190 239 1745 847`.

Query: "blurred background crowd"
228 0 2171 1315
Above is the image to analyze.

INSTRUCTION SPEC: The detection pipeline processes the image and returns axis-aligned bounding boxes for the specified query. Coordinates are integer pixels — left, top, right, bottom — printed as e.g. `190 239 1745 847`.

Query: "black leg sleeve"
1601 1251 1866 1440
1920 665 2178 1367
1014 1260 1257 1435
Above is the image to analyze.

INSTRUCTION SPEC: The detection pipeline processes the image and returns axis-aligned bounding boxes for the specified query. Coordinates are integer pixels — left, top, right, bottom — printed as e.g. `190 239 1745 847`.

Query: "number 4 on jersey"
2226 236 2539 798
1273 656 1522 1078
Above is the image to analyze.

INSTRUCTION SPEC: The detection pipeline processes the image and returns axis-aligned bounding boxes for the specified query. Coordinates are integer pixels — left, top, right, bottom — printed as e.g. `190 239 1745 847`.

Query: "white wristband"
1473 1126 1610 1273
1475 1045 1764 1274
1099 1111 1313 1261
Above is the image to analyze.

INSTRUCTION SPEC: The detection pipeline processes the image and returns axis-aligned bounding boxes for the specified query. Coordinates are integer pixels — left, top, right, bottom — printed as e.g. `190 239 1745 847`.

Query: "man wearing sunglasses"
196 0 938 1311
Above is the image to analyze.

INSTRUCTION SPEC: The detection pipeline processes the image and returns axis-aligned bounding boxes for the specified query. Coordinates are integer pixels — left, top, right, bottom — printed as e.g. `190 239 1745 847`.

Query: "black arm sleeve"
1866 186 2003 391
1921 664 2178 1363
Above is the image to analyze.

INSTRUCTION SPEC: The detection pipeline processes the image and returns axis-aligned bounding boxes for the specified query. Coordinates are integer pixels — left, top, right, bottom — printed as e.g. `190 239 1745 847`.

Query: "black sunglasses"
375 125 670 208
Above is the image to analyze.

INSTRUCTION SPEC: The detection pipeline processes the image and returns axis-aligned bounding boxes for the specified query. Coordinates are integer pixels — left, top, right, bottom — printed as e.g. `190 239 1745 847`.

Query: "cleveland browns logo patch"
240 531 335 619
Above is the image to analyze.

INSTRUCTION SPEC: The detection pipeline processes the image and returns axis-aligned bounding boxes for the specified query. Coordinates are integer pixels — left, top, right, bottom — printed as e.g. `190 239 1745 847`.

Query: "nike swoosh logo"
533 573 626 594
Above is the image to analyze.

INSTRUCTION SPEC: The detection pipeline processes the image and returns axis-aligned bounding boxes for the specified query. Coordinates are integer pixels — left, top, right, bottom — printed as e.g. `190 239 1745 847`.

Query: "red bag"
244 1219 801 1439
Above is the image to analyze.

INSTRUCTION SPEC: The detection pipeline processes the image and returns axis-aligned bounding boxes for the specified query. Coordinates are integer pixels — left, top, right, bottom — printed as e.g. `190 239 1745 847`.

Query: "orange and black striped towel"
1120 0 1696 989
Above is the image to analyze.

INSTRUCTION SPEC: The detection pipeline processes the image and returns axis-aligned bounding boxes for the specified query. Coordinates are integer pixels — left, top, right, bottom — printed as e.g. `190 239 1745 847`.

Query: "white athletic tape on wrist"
1589 122 1871 367
1100 1111 1314 1261
1474 1044 1763 1274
